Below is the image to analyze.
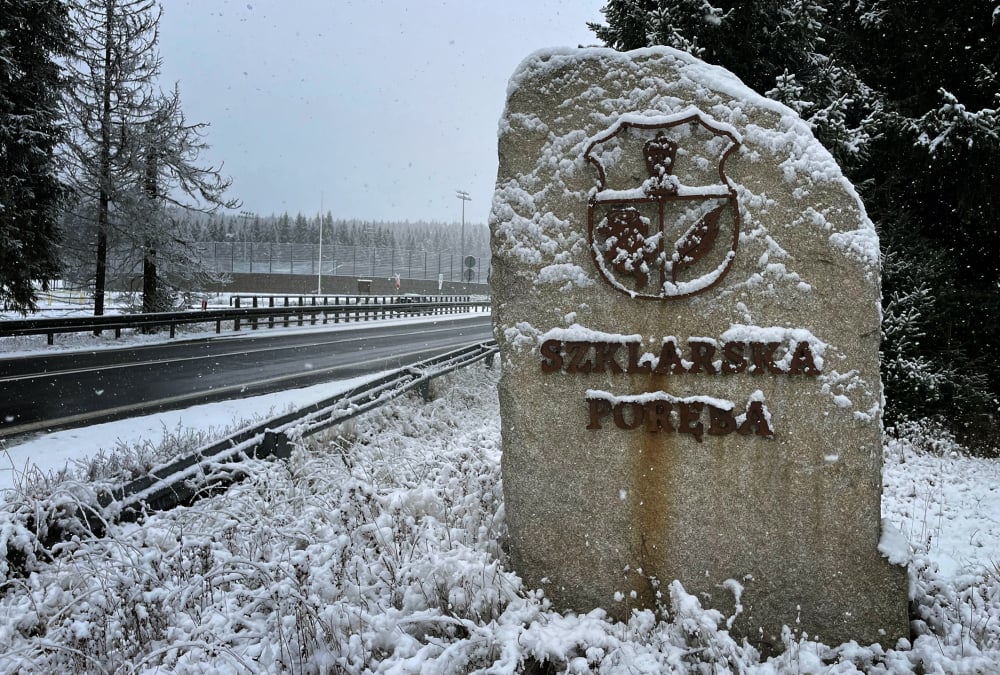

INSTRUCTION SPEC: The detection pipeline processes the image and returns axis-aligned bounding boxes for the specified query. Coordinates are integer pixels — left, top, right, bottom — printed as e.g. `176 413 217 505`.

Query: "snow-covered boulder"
490 46 907 651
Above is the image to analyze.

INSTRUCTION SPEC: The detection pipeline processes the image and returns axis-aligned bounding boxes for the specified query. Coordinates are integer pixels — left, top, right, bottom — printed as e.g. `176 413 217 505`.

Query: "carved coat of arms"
584 109 742 300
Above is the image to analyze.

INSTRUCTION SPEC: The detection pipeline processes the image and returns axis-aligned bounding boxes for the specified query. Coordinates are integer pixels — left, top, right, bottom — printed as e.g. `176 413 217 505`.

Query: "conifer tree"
62 0 236 315
61 0 160 316
0 0 71 313
849 1 1000 439
134 87 237 312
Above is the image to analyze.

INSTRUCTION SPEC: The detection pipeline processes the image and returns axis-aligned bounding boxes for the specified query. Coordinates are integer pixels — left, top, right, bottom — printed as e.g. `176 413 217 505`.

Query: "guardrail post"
234 296 241 331
311 296 317 325
334 296 340 323
283 297 290 327
418 378 431 401
485 352 495 369
257 430 294 460
298 297 304 326
170 323 176 338
251 296 259 330
268 296 275 329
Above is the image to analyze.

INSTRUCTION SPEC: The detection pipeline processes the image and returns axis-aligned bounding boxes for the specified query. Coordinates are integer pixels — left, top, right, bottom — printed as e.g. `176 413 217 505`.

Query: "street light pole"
455 190 471 278
317 191 324 294
238 210 255 272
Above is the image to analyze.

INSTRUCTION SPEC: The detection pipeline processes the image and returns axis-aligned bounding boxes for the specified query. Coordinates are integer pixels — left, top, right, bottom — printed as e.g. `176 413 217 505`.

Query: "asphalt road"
0 314 493 438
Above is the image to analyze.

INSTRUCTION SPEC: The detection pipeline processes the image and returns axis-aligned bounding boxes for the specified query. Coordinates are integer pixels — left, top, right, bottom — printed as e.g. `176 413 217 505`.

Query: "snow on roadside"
1 367 999 672
0 372 393 497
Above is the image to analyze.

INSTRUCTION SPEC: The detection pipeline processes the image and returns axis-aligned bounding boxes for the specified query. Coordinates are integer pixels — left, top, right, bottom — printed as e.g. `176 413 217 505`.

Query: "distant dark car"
396 293 424 313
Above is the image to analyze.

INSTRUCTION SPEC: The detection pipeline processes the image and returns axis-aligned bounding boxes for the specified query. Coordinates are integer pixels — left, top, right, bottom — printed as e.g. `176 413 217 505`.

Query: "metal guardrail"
0 296 487 345
96 340 499 523
2 341 498 578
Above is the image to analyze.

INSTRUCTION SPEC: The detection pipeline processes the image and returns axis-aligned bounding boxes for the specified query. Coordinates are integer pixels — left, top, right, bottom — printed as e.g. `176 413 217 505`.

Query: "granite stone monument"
490 46 909 649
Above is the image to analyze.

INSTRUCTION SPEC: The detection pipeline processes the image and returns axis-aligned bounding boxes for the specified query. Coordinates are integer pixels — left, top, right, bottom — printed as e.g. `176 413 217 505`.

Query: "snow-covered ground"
0 372 391 496
1 288 232 323
1 366 1000 672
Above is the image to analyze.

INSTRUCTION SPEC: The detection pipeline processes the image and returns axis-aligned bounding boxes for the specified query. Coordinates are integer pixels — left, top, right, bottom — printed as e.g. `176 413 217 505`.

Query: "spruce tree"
849 1 1000 440
0 0 71 313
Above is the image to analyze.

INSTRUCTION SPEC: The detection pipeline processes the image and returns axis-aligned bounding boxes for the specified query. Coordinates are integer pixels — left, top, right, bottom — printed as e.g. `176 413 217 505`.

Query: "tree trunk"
142 132 160 315
93 0 114 330
142 241 157 315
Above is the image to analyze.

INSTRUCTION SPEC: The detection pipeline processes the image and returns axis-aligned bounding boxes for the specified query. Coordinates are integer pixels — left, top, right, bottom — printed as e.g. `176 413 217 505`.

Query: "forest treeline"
173 211 488 252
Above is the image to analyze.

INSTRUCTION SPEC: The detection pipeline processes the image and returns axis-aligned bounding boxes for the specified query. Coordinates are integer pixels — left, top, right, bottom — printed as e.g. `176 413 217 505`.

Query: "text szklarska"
539 338 821 440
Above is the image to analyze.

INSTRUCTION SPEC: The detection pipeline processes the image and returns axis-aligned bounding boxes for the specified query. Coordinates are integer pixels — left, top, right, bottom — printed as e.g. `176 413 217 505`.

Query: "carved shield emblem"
584 110 741 300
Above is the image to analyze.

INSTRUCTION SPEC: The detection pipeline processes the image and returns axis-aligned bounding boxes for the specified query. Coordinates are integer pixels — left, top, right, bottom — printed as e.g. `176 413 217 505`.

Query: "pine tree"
0 0 71 313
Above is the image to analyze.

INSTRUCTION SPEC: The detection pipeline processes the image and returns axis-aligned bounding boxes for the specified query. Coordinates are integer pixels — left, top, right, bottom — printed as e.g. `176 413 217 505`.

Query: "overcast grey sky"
158 1 603 224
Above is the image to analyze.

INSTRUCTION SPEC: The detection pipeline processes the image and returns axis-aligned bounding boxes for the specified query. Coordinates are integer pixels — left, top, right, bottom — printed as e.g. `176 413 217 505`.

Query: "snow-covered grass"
1 367 1000 672
0 373 391 496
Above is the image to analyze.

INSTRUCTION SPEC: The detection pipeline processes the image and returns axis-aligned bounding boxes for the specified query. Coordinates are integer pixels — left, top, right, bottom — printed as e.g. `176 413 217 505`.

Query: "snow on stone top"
507 47 779 115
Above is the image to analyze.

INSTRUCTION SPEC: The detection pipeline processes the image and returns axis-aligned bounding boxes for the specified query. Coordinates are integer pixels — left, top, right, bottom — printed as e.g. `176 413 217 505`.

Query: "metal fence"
189 243 491 283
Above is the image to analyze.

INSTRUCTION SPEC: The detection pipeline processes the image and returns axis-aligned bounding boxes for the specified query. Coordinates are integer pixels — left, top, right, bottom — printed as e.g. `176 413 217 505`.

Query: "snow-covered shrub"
886 418 964 458
0 417 265 586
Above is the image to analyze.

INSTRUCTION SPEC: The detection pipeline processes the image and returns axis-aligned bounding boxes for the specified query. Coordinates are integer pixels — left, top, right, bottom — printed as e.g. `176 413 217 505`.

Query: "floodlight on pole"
456 190 471 279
